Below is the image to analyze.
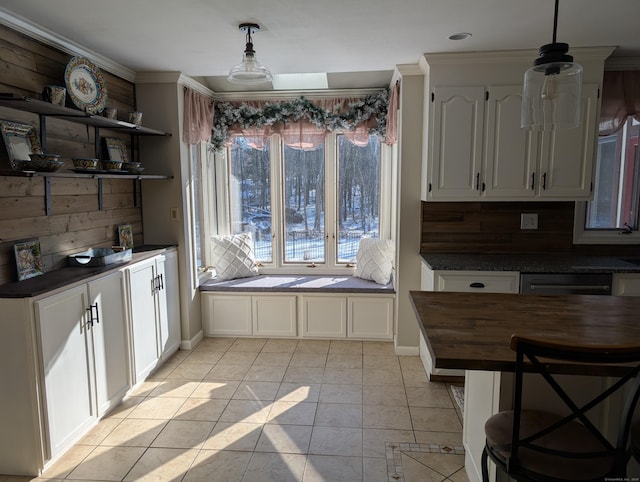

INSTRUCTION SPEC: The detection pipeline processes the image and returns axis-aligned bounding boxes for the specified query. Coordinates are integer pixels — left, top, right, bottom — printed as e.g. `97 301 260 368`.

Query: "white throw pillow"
211 233 259 281
353 238 394 285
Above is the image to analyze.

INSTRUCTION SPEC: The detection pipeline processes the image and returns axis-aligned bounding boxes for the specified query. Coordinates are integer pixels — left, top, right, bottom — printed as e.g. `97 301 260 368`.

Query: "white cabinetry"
202 291 394 340
36 271 129 461
202 293 297 337
0 270 129 474
301 295 347 338
36 285 96 461
613 273 640 296
420 263 519 379
426 83 598 201
126 250 180 382
421 49 611 202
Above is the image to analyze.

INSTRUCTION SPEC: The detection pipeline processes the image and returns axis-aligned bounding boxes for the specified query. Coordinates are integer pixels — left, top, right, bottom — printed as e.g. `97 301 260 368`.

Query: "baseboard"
180 330 203 351
394 344 419 356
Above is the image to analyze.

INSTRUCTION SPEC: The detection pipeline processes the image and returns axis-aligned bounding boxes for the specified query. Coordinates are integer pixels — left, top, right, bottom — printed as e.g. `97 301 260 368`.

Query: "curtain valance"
182 88 215 144
599 71 640 136
210 87 398 151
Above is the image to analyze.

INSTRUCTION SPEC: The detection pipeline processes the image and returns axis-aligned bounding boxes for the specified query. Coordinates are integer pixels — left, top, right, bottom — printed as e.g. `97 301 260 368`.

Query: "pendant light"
521 0 582 129
227 23 273 84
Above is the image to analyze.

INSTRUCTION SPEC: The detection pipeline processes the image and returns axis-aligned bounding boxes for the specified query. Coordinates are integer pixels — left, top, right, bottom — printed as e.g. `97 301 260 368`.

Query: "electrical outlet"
170 207 179 221
520 213 538 230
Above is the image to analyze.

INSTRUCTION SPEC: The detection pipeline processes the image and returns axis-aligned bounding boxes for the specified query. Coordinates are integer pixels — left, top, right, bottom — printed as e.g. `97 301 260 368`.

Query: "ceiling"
0 0 638 93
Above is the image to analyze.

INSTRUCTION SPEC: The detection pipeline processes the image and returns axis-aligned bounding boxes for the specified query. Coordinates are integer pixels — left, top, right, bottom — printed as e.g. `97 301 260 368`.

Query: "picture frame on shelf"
104 137 129 162
118 224 133 249
0 120 43 168
14 239 44 281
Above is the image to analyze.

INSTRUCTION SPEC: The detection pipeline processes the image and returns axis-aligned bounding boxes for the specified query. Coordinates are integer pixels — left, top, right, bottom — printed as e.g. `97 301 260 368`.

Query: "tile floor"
3 338 468 482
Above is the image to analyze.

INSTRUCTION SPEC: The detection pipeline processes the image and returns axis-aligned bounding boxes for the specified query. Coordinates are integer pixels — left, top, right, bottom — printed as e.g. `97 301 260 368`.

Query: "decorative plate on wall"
64 56 107 114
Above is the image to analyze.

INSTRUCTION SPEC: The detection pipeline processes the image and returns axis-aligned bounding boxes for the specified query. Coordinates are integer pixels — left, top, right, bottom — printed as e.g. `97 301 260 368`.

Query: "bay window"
224 132 387 271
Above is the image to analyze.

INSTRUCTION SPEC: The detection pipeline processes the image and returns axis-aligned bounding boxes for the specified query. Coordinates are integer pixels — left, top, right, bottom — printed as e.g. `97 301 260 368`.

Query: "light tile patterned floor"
2 339 468 482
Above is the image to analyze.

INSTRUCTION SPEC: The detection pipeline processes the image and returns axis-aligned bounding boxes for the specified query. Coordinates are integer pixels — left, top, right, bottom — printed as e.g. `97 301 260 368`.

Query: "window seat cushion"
200 274 394 294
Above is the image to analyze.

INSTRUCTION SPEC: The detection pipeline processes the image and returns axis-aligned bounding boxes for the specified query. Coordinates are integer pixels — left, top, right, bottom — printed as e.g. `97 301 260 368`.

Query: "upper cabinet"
421 49 612 202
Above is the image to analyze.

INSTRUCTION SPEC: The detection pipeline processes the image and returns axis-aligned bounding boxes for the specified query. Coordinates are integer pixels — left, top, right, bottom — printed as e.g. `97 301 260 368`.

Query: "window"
574 116 640 243
222 132 388 271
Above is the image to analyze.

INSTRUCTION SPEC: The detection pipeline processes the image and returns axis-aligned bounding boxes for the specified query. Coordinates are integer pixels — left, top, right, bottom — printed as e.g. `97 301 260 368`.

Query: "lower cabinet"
420 264 520 379
126 250 181 383
203 291 394 340
202 293 297 337
0 249 180 476
613 273 640 296
0 270 130 474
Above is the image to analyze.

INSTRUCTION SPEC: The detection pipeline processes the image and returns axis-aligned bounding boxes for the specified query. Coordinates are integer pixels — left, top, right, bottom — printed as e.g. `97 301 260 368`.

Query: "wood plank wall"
421 201 640 256
0 24 143 284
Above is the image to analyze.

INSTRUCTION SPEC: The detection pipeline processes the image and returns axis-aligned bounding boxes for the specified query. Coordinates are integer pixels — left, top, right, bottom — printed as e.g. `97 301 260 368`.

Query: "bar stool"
482 335 640 482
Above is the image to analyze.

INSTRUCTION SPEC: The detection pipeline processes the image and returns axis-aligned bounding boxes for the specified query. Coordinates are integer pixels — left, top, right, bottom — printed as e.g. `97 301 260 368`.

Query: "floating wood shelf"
0 93 170 136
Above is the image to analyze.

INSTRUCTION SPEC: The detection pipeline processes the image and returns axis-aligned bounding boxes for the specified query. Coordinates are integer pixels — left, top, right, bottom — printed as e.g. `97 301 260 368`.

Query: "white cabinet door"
127 258 160 382
538 83 598 199
36 285 95 459
483 85 539 199
202 293 252 336
162 249 181 358
87 271 129 416
301 295 347 338
253 295 297 337
348 296 394 340
428 86 485 199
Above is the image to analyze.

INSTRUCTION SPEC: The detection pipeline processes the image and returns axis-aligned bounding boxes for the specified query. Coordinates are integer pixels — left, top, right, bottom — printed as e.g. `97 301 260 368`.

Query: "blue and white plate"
64 56 107 114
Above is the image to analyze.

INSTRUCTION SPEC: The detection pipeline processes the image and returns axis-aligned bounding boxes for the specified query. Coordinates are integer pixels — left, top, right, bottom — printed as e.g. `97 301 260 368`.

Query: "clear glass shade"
227 52 273 84
521 61 583 129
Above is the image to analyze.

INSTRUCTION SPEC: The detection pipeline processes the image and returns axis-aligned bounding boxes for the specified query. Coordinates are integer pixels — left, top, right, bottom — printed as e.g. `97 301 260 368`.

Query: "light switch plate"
520 213 538 230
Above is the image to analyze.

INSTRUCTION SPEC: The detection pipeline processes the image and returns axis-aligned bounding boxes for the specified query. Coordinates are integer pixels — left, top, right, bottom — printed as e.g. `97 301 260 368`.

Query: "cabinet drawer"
436 271 519 293
613 274 640 297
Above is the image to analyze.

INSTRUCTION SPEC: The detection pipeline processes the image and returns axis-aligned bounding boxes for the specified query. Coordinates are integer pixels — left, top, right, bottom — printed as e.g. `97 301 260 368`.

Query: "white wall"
135 74 204 347
394 65 425 352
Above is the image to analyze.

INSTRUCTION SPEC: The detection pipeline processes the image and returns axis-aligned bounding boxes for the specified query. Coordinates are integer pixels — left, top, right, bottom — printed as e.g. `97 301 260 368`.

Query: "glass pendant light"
521 0 582 129
227 23 273 84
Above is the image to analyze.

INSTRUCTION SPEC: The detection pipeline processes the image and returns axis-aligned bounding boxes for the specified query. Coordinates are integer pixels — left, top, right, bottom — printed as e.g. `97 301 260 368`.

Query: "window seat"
200 275 395 340
199 274 394 294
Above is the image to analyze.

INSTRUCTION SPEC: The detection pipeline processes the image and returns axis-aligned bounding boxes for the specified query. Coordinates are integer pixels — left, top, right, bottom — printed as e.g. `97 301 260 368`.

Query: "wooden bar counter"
409 291 640 482
410 290 640 376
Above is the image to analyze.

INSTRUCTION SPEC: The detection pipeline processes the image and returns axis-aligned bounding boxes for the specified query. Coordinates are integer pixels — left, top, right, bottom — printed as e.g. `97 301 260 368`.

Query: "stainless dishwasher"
520 272 612 295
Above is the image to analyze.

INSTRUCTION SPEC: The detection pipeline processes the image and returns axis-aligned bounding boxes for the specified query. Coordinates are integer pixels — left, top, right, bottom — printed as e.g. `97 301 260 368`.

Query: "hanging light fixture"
227 23 273 84
521 0 582 129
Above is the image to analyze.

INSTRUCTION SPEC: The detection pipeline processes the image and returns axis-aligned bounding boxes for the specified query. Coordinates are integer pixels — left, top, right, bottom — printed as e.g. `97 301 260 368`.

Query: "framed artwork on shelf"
14 239 44 281
0 120 43 168
118 224 133 249
104 137 129 162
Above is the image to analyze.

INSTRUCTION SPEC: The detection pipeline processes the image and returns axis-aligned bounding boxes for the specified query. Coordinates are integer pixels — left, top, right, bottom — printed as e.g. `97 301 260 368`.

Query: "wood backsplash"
0 24 142 284
420 201 640 256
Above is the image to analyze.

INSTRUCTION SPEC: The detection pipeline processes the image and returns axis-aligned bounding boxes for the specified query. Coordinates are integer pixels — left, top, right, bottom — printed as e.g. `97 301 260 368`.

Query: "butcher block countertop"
409 290 640 377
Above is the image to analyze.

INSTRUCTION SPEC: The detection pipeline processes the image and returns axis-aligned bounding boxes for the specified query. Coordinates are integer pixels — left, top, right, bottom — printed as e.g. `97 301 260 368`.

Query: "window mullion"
272 134 284 268
325 134 337 268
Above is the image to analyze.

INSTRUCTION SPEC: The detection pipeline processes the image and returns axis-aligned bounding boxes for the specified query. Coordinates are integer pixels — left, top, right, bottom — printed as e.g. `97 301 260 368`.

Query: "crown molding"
0 8 136 82
395 64 423 77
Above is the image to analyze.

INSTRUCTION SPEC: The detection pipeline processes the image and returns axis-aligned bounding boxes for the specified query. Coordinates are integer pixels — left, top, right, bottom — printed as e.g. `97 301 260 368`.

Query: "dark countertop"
410 290 640 376
420 253 640 273
0 245 175 299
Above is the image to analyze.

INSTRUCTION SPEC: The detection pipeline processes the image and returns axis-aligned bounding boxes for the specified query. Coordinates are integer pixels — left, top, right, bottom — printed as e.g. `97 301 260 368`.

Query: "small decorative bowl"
122 162 143 173
28 153 64 172
101 160 123 171
73 158 99 169
29 153 61 163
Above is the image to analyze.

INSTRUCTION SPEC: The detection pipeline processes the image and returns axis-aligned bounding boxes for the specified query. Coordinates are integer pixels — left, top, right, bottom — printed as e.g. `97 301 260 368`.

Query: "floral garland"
211 88 390 151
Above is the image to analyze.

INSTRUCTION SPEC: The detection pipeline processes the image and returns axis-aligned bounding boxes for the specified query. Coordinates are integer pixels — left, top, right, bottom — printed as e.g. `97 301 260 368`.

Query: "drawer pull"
469 282 485 288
